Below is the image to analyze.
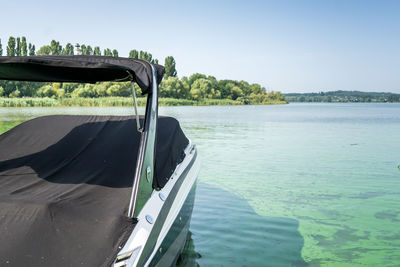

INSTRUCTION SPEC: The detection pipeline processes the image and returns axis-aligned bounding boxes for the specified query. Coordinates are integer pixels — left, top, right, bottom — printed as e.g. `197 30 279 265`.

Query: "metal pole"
131 82 142 132
127 66 158 218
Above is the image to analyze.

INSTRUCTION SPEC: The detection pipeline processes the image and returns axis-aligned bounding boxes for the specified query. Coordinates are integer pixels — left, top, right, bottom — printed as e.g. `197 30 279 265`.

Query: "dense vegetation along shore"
286 91 400 103
0 36 286 106
0 97 287 107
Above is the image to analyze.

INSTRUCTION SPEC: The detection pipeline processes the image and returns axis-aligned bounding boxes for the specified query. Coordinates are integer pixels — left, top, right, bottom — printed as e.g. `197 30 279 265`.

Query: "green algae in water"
0 120 24 134
180 104 400 266
1 104 400 266
190 183 307 266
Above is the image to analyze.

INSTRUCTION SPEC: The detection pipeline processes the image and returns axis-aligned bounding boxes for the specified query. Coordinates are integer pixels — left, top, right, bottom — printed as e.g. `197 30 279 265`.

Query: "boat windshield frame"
128 65 159 218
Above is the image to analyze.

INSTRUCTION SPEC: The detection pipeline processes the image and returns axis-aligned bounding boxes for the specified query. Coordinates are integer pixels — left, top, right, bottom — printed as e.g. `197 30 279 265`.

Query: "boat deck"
0 115 188 266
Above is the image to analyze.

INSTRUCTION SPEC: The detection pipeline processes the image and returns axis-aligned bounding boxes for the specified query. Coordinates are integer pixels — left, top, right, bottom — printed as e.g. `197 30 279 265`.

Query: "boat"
0 56 200 266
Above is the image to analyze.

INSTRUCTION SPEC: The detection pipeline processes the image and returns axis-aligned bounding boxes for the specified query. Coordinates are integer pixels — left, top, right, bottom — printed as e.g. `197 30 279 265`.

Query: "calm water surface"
1 103 399 266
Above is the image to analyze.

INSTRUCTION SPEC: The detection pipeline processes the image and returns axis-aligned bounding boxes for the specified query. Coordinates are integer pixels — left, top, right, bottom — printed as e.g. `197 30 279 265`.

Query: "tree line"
285 91 400 103
0 36 285 104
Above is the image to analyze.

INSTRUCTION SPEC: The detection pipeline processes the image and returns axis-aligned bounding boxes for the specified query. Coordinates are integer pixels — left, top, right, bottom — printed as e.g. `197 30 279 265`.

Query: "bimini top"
0 56 165 94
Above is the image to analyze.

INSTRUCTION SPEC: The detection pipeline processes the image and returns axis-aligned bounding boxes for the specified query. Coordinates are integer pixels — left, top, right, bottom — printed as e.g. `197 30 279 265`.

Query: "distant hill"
285 90 400 103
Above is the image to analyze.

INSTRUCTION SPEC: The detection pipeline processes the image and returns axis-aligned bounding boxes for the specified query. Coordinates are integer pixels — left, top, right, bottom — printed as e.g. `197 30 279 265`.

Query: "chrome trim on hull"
114 142 200 267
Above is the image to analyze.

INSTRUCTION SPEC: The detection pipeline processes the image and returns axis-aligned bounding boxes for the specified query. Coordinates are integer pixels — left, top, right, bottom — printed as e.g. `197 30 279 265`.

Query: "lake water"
1 103 399 266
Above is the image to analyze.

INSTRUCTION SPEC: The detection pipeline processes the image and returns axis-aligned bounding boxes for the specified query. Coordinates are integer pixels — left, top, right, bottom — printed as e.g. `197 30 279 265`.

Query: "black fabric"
0 115 188 266
153 117 189 189
0 56 165 94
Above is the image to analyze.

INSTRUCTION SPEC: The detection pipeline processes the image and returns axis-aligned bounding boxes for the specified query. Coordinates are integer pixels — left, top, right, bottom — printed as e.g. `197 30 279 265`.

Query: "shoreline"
0 97 287 107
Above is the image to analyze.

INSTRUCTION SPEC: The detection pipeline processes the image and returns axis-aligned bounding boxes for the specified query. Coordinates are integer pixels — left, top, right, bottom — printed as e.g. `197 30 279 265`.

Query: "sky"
0 0 399 93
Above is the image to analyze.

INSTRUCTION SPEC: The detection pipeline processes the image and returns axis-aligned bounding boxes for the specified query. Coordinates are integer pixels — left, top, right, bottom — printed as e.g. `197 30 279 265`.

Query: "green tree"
9 89 21 97
16 37 21 56
85 45 93 55
37 84 58 98
93 46 101 55
217 80 238 99
159 76 189 99
181 77 190 97
250 83 264 95
94 83 107 96
190 78 220 100
139 51 152 62
129 49 139 59
0 86 4 96
188 73 206 86
80 44 87 55
164 56 177 77
68 43 74 55
62 43 74 55
36 45 51 55
21 37 27 56
206 75 219 95
103 48 112 56
28 43 35 56
231 86 243 100
7 37 16 56
106 84 120 96
106 83 130 96
238 80 251 96
15 81 39 96
112 49 118 57
61 83 79 95
0 39 2 56
50 40 62 55
266 91 284 101
71 84 96 98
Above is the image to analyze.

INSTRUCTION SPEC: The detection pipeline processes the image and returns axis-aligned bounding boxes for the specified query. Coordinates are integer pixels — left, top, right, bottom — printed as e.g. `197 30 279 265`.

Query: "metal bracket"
146 166 151 182
131 82 142 132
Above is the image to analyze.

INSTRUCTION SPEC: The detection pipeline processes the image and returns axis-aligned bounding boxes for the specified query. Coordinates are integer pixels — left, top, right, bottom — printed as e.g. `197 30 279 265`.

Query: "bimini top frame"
0 55 164 218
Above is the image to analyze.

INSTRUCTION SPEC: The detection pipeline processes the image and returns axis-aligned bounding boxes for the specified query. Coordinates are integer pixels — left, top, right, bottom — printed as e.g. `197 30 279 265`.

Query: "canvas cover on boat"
0 56 165 94
0 115 188 266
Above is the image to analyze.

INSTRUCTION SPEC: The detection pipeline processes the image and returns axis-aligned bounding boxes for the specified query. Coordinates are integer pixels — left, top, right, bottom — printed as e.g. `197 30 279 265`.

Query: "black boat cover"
0 56 165 94
0 115 188 266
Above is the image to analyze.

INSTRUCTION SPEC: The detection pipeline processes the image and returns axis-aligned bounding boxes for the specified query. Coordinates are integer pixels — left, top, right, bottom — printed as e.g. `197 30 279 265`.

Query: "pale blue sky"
1 0 399 93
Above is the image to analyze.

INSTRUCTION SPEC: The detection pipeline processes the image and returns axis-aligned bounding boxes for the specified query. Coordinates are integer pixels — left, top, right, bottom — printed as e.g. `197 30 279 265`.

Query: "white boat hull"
114 143 200 267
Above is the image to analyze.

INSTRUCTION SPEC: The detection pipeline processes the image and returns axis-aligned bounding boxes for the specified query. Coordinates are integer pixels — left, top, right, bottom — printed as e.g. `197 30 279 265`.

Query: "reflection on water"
186 183 307 267
177 231 201 267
